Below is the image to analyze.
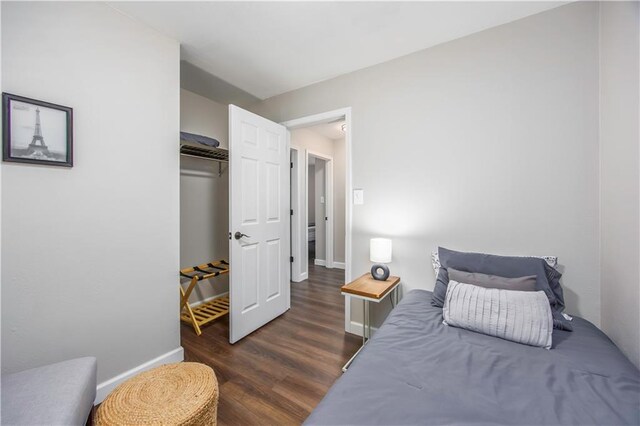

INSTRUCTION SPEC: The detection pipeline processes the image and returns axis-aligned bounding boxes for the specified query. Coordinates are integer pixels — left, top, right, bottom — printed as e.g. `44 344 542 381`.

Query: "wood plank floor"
181 264 361 425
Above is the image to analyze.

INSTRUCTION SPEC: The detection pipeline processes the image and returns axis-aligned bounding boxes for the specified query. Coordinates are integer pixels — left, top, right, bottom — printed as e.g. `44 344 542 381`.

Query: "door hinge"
325 216 328 221
290 162 293 169
290 209 293 216
290 256 294 263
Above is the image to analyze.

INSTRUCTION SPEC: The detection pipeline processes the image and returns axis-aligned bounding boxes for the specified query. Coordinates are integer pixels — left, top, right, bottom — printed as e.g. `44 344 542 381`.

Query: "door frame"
289 146 306 282
306 151 334 269
281 107 353 333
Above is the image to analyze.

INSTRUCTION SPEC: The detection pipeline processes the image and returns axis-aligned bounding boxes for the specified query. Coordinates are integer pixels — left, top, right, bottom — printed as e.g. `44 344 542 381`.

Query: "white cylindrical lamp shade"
370 238 392 263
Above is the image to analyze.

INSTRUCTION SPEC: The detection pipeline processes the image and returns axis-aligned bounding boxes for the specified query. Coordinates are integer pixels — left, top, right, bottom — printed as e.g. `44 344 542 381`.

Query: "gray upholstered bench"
1 357 97 425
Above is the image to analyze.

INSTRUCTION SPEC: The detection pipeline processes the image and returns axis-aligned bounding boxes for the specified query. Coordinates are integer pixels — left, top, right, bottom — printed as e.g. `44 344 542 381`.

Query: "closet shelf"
180 141 228 162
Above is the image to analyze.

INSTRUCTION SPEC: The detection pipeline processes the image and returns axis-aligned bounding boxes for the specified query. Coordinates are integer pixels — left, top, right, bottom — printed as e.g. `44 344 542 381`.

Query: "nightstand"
341 273 400 372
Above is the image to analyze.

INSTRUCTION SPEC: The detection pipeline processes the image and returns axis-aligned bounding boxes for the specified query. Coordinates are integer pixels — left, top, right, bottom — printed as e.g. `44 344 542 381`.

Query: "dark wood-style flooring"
181 264 360 425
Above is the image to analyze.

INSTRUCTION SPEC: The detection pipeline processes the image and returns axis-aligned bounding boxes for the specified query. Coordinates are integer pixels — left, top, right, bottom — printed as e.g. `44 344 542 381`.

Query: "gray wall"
599 1 640 368
333 138 347 264
180 157 229 303
1 2 181 382
251 2 601 327
180 90 230 304
181 89 229 148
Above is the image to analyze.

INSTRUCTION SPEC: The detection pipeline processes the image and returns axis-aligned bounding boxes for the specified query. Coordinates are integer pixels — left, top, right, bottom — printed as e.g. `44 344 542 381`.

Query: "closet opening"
179 133 230 337
180 104 293 343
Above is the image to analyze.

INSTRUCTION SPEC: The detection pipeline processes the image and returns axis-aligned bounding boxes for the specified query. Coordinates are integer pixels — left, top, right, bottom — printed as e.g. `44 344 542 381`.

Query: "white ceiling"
111 1 566 100
308 120 346 141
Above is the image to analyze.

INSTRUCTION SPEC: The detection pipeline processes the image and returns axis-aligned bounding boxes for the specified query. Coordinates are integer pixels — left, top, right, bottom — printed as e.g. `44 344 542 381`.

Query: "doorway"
282 108 353 333
306 152 333 268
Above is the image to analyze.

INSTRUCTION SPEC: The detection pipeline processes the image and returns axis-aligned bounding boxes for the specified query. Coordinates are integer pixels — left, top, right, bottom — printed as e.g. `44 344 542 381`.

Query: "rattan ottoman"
96 362 218 425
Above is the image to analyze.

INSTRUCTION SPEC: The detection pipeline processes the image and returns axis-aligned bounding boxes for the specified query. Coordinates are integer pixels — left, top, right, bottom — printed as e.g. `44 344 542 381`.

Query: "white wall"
252 2 601 327
1 1 181 387
180 90 230 304
599 1 640 369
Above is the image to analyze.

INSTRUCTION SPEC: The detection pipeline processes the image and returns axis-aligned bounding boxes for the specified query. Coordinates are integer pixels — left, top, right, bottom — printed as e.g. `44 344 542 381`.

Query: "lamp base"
371 264 390 281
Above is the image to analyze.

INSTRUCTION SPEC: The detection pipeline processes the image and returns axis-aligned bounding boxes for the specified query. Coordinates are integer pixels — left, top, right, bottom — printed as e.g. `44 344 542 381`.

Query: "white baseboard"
348 320 379 337
95 347 184 403
313 260 345 270
95 293 228 402
292 269 307 282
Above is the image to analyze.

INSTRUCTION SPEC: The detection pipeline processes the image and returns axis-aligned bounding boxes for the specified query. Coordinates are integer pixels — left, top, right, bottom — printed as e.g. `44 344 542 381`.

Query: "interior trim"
95 347 184 404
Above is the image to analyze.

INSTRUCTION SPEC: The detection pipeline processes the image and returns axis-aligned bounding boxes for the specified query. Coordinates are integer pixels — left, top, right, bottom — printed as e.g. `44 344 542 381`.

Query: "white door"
229 105 290 343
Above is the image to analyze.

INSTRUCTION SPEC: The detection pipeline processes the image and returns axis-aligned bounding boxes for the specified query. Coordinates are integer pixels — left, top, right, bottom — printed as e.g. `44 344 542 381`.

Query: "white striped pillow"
443 281 553 349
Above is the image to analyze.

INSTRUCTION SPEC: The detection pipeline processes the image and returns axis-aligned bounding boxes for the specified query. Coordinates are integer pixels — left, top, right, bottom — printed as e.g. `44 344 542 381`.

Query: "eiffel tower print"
25 108 51 157
4 93 73 167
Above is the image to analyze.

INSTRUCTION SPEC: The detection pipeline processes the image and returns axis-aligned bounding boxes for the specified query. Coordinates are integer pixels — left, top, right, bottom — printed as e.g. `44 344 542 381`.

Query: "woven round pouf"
96 362 218 426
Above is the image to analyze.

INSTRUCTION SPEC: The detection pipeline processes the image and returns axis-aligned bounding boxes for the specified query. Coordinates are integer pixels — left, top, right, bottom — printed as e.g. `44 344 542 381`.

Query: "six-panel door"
229 105 290 343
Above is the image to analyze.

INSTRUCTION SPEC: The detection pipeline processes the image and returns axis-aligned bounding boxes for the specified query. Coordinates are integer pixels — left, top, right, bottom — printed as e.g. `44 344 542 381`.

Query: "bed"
305 289 640 425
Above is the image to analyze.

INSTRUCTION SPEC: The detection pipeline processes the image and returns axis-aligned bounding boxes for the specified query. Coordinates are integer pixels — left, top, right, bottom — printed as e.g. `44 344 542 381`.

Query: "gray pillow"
433 247 557 304
431 251 558 277
431 247 571 331
443 281 553 349
448 268 537 292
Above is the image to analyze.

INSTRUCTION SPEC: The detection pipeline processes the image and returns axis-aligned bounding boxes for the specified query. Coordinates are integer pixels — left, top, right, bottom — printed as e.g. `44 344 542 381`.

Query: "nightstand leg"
342 343 366 372
367 300 371 340
362 299 366 345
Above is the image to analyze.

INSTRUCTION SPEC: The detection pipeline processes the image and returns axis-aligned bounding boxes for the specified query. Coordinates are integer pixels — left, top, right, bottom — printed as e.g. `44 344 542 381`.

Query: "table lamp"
370 238 392 281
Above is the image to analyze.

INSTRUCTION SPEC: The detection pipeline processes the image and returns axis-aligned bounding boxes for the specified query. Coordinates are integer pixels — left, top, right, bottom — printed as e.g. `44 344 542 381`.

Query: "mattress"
306 290 640 425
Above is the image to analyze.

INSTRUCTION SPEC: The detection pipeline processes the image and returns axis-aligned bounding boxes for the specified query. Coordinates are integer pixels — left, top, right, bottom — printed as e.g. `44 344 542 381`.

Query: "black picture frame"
2 93 73 167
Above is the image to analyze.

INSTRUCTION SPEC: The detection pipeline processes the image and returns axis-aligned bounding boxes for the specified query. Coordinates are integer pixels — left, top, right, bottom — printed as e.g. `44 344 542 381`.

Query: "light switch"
320 196 325 204
353 189 364 205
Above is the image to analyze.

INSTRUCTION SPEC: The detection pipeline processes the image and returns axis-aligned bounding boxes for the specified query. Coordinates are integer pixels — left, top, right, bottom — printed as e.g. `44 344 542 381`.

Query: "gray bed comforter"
306 290 640 425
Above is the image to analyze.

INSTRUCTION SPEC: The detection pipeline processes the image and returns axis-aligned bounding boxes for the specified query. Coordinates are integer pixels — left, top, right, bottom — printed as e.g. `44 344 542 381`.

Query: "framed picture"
2 93 73 167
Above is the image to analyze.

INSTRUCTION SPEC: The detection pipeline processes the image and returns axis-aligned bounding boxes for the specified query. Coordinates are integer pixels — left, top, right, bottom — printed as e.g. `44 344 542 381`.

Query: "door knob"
234 231 250 240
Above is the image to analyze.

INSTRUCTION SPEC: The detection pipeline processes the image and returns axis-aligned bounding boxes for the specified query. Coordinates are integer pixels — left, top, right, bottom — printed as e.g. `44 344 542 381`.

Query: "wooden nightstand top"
341 273 400 300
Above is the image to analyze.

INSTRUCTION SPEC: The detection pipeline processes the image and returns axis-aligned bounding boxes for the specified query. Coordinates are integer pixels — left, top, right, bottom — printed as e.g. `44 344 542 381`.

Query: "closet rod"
180 153 227 177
